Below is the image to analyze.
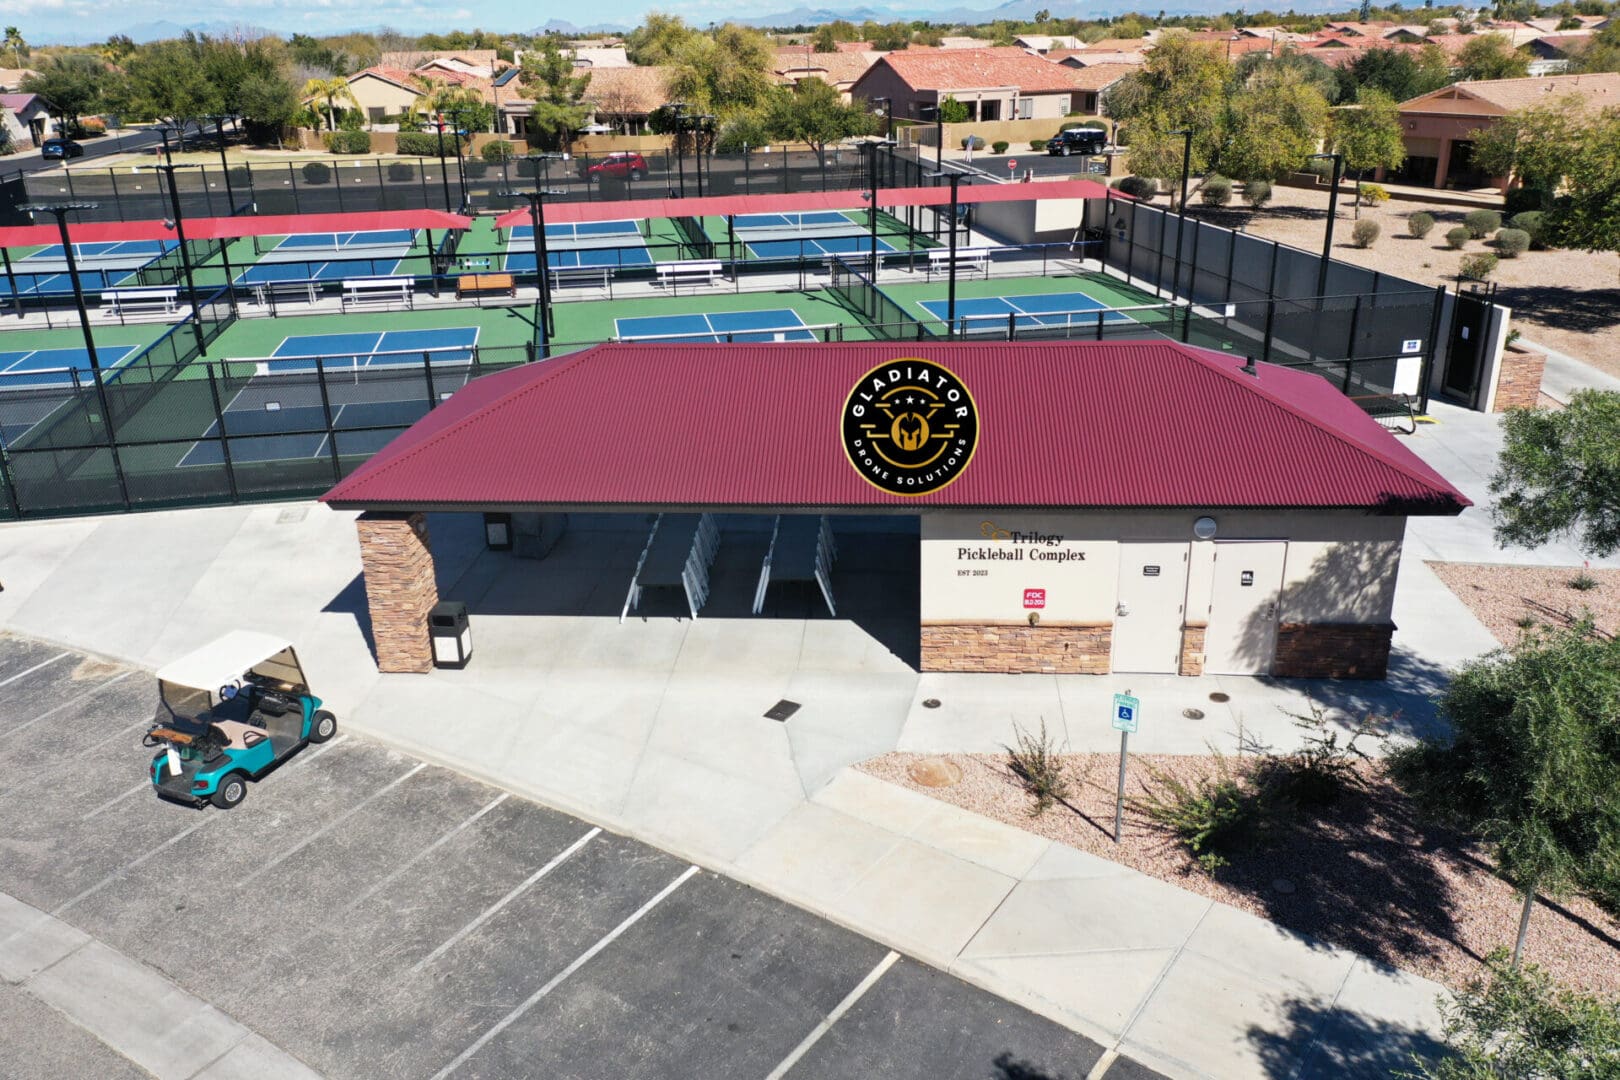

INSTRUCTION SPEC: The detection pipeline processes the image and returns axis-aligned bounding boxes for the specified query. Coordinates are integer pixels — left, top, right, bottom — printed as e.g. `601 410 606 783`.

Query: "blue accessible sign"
1112 693 1140 733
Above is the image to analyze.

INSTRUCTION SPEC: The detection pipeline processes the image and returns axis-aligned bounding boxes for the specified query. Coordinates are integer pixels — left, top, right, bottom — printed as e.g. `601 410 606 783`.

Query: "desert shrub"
1408 211 1435 238
395 130 462 156
1357 181 1389 205
1131 754 1266 874
1502 184 1547 217
1495 228 1530 257
1004 719 1069 817
299 161 331 184
481 140 515 163
463 158 488 178
1201 174 1232 206
1303 158 1336 182
1508 210 1546 248
1243 179 1272 209
1568 572 1599 591
385 161 413 182
79 116 107 134
991 139 1009 154
1351 219 1381 248
1030 139 1047 151
1117 175 1156 200
1445 225 1471 249
1253 703 1386 808
1460 252 1499 280
327 129 371 154
1464 208 1502 238
960 134 986 150
1073 119 1107 129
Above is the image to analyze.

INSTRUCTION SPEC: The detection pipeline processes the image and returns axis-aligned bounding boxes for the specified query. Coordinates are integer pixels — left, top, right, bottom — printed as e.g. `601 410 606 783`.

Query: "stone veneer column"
1493 345 1547 412
1271 622 1394 680
920 622 1112 674
1179 623 1207 677
356 511 439 674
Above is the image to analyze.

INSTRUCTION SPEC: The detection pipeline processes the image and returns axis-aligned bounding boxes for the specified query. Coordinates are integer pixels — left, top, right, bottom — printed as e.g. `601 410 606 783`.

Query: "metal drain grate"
1183 708 1205 720
1208 692 1230 703
764 700 801 722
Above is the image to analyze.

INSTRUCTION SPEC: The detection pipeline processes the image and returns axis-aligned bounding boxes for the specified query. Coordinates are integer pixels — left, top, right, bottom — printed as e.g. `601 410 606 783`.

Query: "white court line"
80 782 150 821
237 761 426 887
430 865 701 1080
411 825 601 974
1 671 136 739
763 950 900 1080
343 793 509 914
0 652 70 689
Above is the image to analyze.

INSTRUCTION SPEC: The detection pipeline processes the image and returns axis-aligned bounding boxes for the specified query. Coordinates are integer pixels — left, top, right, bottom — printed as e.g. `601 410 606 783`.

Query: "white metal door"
1204 541 1288 675
1112 542 1189 674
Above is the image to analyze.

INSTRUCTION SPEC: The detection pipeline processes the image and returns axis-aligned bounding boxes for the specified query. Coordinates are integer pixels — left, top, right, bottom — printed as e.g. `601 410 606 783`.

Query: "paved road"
0 634 1165 1080
4 128 166 178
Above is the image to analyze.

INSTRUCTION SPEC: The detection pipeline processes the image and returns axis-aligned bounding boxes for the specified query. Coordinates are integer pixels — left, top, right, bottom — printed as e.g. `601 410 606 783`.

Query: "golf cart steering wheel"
219 681 241 701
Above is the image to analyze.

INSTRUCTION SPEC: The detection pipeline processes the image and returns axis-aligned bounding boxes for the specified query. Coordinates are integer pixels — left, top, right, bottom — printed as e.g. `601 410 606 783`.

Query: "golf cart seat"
212 720 269 751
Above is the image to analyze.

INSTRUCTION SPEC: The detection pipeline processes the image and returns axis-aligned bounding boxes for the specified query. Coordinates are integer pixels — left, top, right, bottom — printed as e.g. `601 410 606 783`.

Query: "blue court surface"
503 247 654 272
511 221 641 242
0 344 141 388
271 230 416 252
176 400 434 468
614 308 818 343
20 240 175 263
918 291 1135 332
253 327 480 372
733 212 856 231
1 268 139 297
235 257 405 285
747 235 897 260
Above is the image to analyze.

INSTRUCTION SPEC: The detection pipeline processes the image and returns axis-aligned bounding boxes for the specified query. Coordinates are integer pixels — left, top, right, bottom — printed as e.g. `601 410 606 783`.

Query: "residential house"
1320 21 1395 37
1049 48 1146 68
566 46 631 68
938 36 988 49
1014 34 1083 54
0 68 38 92
1394 72 1620 189
850 47 1092 123
316 67 426 128
1065 64 1137 115
380 50 500 75
551 64 671 135
0 92 54 148
772 47 880 100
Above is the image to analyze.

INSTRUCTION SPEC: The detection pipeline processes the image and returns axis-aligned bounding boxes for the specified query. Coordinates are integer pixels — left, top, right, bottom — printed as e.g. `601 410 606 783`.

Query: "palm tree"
301 76 355 132
4 27 27 68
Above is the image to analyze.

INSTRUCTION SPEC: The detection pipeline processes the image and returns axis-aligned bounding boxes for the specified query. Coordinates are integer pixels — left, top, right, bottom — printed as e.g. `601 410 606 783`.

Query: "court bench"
455 273 516 300
250 280 319 308
655 261 724 290
925 248 992 279
102 287 180 317
549 266 612 291
341 277 414 311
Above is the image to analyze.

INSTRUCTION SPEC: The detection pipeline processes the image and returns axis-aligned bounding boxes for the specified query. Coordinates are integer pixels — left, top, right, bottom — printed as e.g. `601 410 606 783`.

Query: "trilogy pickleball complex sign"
840 358 980 496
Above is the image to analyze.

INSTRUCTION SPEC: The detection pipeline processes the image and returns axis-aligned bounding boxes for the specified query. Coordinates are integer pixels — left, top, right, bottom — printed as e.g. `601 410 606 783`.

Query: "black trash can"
429 600 472 669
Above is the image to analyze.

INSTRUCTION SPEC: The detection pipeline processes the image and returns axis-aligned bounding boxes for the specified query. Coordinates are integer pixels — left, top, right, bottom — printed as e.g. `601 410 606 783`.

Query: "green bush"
1004 719 1070 817
1131 755 1266 874
1304 158 1336 182
1253 703 1385 808
327 129 371 154
1356 181 1389 205
300 161 331 185
1117 175 1156 200
481 140 515 163
513 156 538 177
1503 184 1547 217
395 130 463 156
1030 139 1047 152
1495 227 1530 257
1408 211 1435 238
1464 208 1502 238
1460 252 1499 280
1201 174 1232 206
991 140 1009 154
463 158 488 179
385 161 413 182
1073 119 1107 129
1243 179 1272 209
1445 225 1471 249
960 134 986 150
1508 210 1546 248
1351 218 1381 248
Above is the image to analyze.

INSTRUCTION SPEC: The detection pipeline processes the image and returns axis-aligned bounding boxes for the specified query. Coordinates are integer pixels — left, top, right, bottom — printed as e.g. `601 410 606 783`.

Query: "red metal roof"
322 342 1467 515
0 209 470 250
492 180 1115 230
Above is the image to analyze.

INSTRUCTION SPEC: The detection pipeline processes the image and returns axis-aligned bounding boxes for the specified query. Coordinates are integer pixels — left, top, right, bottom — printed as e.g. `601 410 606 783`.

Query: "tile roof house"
1050 49 1147 68
571 65 672 135
0 92 55 149
0 68 38 92
851 47 1094 123
1064 63 1138 113
380 50 500 74
566 46 631 68
772 48 881 99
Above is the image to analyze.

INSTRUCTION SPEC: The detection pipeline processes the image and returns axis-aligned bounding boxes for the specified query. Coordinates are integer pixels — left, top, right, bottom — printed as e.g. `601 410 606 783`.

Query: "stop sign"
1007 158 1019 171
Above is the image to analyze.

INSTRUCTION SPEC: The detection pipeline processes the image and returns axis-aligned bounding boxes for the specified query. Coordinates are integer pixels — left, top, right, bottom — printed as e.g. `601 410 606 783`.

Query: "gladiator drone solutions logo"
841 358 980 496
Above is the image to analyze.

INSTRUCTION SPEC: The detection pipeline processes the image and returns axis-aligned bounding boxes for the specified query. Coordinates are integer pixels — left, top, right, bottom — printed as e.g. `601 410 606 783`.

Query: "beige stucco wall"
348 75 424 117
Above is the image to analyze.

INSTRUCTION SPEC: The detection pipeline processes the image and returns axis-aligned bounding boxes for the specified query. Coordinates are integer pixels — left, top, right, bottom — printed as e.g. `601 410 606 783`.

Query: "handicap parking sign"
1112 693 1140 733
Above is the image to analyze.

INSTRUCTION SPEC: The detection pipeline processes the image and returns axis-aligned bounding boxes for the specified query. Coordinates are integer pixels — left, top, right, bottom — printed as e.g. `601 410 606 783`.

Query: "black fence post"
202 362 240 503
1420 284 1446 414
1343 296 1363 392
108 170 125 222
86 368 132 511
0 443 15 519
313 356 341 482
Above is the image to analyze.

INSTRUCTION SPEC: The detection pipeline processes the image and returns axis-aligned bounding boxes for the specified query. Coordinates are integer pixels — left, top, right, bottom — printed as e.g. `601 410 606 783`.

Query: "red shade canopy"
0 209 472 250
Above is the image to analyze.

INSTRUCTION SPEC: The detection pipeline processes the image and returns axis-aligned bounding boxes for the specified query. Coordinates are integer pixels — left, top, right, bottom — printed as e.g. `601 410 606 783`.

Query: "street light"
666 102 689 197
144 161 207 354
445 106 473 209
501 183 566 349
431 114 454 212
871 96 893 140
1169 128 1194 303
1308 151 1344 298
20 203 101 371
864 138 898 279
919 102 944 169
695 115 715 198
927 170 963 336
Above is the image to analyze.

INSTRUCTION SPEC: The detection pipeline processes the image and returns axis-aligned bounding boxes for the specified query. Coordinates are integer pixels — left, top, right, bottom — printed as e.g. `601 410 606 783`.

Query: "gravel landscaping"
860 750 1620 994
1427 561 1620 645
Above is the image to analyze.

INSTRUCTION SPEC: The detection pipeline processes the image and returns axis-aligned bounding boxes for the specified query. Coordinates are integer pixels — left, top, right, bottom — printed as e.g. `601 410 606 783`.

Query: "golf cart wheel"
212 774 247 810
1061 145 1071 157
309 710 337 744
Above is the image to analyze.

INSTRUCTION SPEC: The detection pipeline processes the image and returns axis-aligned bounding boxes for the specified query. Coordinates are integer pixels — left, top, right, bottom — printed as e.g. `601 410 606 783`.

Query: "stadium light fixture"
19 202 101 371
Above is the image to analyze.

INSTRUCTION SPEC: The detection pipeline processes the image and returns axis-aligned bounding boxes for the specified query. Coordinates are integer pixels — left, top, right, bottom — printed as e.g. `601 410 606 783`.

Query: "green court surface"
549 288 876 351
193 306 541 375
0 321 177 357
876 272 1171 329
698 211 933 261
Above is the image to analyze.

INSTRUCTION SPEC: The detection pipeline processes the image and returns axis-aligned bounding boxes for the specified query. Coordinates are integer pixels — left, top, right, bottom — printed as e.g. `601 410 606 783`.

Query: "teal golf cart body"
146 631 337 809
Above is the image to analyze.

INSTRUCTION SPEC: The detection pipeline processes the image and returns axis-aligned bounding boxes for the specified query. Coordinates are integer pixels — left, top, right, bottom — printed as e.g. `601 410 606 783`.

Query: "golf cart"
145 631 336 809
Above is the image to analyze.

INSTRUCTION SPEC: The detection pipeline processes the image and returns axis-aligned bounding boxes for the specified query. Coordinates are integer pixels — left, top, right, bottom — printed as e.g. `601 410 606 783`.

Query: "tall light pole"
21 202 101 371
146 161 207 354
866 138 897 277
1169 127 1194 303
202 113 237 214
445 106 471 209
1308 151 1344 298
502 183 565 349
928 170 962 336
920 102 944 169
431 114 454 212
695 115 715 198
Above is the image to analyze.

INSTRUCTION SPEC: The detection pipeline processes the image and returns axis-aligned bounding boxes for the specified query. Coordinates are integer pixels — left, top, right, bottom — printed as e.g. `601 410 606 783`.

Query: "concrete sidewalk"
0 398 1602 1078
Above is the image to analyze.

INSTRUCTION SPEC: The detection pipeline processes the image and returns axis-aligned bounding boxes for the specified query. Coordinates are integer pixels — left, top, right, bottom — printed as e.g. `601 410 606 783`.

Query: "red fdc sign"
1023 588 1046 609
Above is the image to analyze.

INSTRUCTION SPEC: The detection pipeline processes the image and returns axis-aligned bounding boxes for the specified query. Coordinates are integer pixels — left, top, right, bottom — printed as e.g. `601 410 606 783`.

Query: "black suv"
1046 128 1107 156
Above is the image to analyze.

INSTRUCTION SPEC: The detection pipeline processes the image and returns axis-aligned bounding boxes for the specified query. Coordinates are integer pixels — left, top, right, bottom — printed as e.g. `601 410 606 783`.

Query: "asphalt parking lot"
0 633 1167 1080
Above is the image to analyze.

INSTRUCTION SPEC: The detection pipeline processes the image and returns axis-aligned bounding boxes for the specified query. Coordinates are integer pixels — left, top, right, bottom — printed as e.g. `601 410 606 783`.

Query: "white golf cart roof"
156 631 296 691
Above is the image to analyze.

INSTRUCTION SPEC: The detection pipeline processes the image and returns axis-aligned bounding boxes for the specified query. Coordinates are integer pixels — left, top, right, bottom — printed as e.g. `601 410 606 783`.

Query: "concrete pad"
0 519 99 627
524 675 666 745
0 981 149 1080
836 839 1018 961
810 768 942 836
620 748 806 864
643 682 804 791
0 893 89 984
26 941 249 1080
906 801 1052 879
1292 960 1450 1079
667 616 807 678
1331 958 1448 1037
794 618 918 674
1022 840 1138 882
786 726 895 795
954 947 1178 1041
898 673 1066 753
734 802 905 914
1182 902 1358 1004
961 874 1211 960
495 720 646 820
190 1033 323 1080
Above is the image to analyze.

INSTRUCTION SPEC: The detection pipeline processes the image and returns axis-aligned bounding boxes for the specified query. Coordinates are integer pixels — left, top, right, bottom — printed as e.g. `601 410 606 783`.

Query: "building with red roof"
850 47 1096 123
325 341 1465 681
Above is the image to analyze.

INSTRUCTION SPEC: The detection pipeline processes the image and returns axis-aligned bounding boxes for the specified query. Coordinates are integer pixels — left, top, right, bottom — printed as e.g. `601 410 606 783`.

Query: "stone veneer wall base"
921 623 1112 674
357 511 439 674
1271 622 1394 680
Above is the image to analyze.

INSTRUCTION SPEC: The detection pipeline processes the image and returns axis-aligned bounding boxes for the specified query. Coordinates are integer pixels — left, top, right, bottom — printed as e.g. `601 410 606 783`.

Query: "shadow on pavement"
1248 994 1448 1079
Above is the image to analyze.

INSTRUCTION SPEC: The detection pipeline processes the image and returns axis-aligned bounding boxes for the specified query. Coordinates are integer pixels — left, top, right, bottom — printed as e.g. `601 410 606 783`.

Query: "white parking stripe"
0 652 70 689
0 671 135 739
342 793 510 915
430 864 701 1080
80 782 150 821
236 761 427 888
411 826 600 974
763 950 900 1080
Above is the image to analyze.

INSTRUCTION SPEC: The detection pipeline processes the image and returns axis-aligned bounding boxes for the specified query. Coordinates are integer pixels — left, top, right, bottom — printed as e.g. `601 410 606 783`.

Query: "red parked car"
583 152 648 181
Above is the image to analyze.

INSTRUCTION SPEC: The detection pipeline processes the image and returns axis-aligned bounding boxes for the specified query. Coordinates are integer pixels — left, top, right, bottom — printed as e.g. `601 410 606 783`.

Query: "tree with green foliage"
1220 65 1331 182
812 26 838 52
1469 96 1587 211
1490 389 1620 558
126 39 223 136
1551 108 1620 263
1339 43 1452 104
1403 951 1620 1079
937 94 970 123
1458 33 1532 81
1234 48 1340 104
300 76 354 132
420 80 495 137
4 27 26 69
199 35 297 134
664 23 775 118
236 74 298 142
520 40 592 150
1105 34 1230 183
1571 20 1620 73
1330 88 1406 214
868 22 915 50
99 35 136 65
1391 621 1620 965
625 12 701 66
20 56 107 133
762 76 873 166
